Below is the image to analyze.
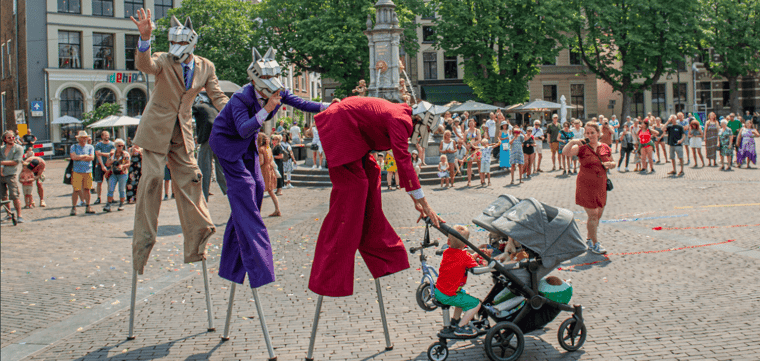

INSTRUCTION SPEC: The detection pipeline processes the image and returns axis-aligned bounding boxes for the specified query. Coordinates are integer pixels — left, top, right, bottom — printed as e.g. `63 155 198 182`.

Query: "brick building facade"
1 0 29 135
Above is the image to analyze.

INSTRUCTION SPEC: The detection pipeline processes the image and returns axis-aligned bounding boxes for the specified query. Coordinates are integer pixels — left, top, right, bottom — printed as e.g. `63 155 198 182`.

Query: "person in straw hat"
69 131 96 215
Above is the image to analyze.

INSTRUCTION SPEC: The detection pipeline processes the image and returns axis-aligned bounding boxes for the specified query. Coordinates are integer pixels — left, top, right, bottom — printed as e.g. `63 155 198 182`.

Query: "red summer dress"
575 143 612 209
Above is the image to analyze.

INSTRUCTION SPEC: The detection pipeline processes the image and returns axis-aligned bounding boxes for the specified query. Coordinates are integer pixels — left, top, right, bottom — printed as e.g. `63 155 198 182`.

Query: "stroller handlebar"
423 217 537 298
409 239 439 254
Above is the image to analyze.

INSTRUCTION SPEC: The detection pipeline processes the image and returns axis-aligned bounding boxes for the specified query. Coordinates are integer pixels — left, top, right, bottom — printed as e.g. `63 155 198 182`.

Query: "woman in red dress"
562 121 616 255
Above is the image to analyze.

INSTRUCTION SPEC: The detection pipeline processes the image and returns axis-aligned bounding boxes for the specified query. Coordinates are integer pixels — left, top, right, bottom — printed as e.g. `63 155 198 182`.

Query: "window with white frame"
423 52 437 80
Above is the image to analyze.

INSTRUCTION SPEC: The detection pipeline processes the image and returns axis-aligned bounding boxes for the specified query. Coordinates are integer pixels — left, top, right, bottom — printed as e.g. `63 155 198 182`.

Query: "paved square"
2 148 759 361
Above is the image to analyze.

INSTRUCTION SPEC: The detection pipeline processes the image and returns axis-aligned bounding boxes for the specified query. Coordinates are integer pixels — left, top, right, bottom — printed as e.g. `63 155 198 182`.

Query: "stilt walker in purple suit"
210 47 333 359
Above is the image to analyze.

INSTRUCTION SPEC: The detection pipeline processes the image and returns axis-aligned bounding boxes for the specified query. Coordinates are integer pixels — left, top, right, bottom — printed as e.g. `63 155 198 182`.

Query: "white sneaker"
311 165 317 170
617 167 621 172
317 166 322 170
625 167 629 172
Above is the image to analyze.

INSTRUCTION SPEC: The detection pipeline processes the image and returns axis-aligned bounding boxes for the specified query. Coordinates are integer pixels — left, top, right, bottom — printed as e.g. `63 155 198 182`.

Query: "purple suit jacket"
210 84 322 161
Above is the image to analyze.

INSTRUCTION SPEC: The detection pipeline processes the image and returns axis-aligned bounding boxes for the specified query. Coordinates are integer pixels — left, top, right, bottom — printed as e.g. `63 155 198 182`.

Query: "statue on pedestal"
352 80 368 96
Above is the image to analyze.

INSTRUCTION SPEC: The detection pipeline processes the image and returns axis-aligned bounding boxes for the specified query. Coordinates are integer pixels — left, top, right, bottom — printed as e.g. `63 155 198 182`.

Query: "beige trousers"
132 122 215 274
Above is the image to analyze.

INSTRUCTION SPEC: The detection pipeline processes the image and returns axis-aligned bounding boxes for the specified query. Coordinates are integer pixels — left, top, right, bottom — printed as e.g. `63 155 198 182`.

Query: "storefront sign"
107 73 141 83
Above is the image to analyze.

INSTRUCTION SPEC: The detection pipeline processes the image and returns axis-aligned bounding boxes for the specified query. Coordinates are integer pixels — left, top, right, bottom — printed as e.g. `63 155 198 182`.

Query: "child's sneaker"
453 325 476 337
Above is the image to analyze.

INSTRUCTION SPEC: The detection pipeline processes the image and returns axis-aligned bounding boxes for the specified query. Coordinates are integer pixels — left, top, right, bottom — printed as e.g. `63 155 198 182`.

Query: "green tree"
255 0 423 98
562 0 701 119
697 0 760 114
82 103 122 127
429 0 564 105
152 0 260 87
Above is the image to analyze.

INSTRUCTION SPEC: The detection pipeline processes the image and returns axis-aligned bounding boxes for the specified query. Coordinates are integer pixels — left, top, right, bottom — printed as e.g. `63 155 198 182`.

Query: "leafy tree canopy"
697 0 760 113
561 0 701 118
82 103 122 127
430 0 565 105
255 0 424 98
152 0 260 87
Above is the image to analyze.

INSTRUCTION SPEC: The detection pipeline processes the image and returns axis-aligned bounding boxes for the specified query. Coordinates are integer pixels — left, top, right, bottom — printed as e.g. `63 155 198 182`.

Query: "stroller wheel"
427 341 448 361
557 317 587 352
416 281 438 311
484 322 524 361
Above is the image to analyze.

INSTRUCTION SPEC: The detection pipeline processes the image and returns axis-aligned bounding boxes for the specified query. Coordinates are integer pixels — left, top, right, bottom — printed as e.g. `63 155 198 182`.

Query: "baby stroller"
420 195 588 361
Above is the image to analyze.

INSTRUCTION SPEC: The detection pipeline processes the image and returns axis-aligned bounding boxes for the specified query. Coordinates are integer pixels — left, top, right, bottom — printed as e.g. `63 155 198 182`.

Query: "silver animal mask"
247 47 285 98
167 16 198 63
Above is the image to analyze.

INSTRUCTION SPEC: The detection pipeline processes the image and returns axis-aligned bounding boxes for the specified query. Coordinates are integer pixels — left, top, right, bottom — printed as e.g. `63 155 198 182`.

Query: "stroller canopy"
473 195 587 269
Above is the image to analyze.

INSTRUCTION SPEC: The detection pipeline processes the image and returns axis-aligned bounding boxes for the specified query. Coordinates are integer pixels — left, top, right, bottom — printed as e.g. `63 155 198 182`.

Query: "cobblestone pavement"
2 142 759 361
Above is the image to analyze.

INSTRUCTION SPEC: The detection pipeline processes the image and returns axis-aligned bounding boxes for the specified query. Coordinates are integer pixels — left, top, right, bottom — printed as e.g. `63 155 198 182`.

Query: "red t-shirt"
639 129 651 144
435 247 478 296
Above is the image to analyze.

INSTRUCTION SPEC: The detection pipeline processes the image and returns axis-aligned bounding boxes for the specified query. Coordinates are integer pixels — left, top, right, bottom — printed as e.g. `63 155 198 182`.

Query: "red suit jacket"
315 96 421 192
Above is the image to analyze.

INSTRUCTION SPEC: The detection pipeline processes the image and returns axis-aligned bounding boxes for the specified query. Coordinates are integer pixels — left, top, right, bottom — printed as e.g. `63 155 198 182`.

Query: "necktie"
183 65 190 90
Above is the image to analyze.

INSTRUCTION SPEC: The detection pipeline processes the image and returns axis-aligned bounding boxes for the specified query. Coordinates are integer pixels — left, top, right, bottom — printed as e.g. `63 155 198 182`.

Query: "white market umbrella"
52 115 82 125
413 101 450 116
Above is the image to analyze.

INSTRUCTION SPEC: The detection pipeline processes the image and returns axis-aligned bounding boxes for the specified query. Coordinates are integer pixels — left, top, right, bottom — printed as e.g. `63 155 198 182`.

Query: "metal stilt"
202 260 215 331
127 270 137 340
252 288 277 361
375 279 393 351
305 295 324 361
221 283 236 341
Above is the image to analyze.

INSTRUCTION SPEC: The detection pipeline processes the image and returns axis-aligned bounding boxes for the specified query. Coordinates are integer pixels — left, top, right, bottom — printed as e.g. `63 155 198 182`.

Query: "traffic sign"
31 101 44 117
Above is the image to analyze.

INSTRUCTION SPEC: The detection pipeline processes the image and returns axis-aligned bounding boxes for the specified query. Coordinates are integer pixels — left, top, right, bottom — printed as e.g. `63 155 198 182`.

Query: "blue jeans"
107 173 128 199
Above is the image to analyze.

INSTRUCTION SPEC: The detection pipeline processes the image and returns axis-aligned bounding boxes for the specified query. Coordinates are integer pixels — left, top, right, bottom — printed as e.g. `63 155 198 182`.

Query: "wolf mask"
247 47 285 98
167 15 198 63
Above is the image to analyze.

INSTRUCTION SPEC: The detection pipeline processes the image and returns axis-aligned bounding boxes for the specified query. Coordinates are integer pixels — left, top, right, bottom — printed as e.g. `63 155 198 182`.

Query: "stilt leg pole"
305 295 323 361
221 283 236 341
252 288 277 361
127 269 137 340
202 260 216 331
375 279 393 351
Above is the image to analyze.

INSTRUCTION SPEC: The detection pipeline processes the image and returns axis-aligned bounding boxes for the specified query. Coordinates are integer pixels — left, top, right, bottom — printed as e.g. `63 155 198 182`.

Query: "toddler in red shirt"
434 225 496 336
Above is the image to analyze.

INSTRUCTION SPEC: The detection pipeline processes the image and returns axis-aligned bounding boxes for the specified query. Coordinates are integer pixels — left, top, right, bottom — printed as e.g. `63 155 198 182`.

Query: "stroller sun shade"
492 198 587 269
472 195 587 270
472 195 520 234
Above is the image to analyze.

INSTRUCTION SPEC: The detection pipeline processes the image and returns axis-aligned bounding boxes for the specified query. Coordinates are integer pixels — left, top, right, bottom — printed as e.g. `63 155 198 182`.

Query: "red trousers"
309 154 410 297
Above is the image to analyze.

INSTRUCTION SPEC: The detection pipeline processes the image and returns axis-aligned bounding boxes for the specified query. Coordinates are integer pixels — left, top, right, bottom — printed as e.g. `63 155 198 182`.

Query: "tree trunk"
728 76 740 114
620 91 632 121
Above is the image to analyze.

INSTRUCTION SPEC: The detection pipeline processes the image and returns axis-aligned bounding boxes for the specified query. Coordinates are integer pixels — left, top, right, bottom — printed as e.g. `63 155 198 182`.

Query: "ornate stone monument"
365 0 404 103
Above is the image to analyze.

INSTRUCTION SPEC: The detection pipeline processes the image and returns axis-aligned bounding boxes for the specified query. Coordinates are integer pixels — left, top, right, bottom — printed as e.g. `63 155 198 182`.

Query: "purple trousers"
217 155 275 288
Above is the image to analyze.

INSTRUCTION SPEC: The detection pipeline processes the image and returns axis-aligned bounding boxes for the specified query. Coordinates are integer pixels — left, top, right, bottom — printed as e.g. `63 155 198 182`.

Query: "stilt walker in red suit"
305 96 444 359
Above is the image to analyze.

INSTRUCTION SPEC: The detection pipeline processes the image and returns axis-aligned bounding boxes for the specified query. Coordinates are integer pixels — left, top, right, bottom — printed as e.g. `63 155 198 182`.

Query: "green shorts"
434 288 480 311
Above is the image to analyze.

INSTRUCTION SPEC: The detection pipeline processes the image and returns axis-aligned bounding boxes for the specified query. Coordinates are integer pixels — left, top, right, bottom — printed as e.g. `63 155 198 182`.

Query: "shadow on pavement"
559 252 611 271
72 332 211 361
124 224 183 238
411 328 586 360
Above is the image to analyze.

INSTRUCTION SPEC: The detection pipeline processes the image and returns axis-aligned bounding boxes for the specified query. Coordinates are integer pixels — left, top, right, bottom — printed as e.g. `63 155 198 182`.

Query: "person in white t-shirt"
532 120 545 173
485 113 497 142
290 124 302 144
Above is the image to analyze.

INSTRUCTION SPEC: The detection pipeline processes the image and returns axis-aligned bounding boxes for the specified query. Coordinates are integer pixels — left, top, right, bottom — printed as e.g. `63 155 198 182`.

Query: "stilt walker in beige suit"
126 8 229 340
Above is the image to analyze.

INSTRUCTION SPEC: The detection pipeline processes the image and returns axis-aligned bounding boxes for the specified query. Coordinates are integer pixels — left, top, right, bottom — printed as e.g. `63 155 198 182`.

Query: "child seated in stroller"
434 225 497 336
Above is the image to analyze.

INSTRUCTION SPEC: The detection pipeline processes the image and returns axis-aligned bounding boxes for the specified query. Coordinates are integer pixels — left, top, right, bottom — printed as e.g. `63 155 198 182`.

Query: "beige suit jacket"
134 48 228 154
